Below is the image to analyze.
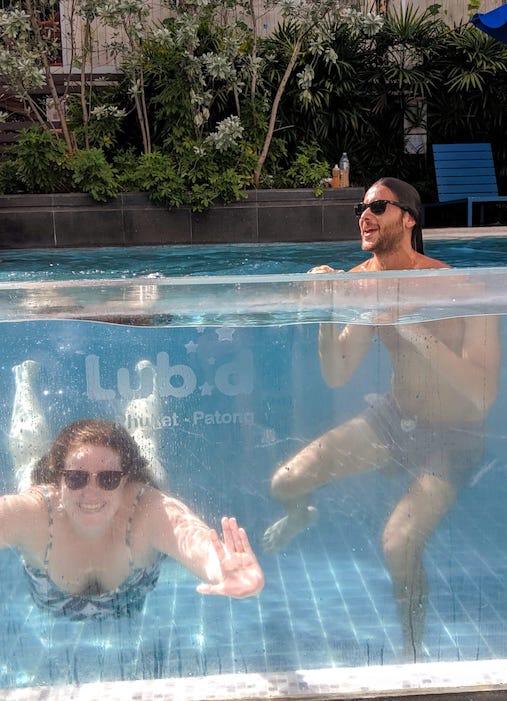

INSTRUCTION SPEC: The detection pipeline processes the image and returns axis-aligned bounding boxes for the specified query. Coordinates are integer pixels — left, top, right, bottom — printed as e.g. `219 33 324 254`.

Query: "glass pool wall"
0 268 506 696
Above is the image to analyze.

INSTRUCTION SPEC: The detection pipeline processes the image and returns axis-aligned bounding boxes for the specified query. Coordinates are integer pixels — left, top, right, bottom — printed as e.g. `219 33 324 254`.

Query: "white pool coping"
423 226 507 239
1 659 506 700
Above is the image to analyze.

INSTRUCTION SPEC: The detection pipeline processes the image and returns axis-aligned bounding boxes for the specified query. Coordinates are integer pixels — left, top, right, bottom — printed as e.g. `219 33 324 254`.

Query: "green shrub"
66 94 127 152
0 156 23 195
69 148 118 201
125 151 187 207
282 143 331 194
117 141 253 212
14 127 70 193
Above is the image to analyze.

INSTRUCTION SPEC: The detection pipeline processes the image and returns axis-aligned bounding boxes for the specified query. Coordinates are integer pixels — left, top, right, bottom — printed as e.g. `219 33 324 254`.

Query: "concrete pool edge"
422 226 507 240
0 189 506 250
0 189 363 248
1 659 506 700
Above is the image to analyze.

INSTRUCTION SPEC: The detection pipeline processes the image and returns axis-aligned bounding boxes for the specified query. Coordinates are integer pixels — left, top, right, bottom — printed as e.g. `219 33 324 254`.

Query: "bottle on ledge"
339 152 350 187
331 164 340 188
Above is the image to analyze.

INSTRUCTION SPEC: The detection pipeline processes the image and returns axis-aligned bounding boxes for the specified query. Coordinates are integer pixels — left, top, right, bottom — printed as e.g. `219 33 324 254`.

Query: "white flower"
0 8 31 40
201 52 237 82
341 8 384 37
297 64 314 90
324 47 338 65
91 104 126 120
205 115 244 152
129 79 141 96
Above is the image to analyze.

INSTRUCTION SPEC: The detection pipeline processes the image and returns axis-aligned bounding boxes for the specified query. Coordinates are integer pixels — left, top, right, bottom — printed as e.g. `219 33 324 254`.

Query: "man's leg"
263 415 390 552
382 472 456 662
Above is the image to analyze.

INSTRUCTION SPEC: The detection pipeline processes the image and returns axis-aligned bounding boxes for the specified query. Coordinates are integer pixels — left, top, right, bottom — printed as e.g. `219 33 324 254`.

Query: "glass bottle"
331 164 340 188
339 152 350 187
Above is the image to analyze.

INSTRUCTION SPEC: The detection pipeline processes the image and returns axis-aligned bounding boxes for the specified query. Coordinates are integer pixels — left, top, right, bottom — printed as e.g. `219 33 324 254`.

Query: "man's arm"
319 323 374 387
396 315 501 412
308 266 375 387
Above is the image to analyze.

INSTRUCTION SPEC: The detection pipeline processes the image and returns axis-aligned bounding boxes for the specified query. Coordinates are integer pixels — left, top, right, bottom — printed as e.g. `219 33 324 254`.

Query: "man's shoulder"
347 253 451 272
349 253 452 273
348 260 371 272
415 254 451 270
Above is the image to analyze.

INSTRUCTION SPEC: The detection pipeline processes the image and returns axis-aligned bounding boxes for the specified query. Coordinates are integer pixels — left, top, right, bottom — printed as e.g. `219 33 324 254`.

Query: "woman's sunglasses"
62 470 125 491
354 200 411 218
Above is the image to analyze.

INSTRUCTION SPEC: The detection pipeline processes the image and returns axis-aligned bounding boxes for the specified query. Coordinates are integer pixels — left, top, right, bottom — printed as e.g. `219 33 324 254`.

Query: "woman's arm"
0 490 44 551
145 491 264 598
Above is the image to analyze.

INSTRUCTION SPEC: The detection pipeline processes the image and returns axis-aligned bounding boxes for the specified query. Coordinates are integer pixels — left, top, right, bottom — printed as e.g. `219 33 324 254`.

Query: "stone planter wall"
0 188 363 249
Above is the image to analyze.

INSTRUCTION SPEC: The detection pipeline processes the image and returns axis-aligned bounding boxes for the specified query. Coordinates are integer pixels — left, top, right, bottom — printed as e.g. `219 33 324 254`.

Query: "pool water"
0 237 506 281
0 242 505 693
0 453 505 687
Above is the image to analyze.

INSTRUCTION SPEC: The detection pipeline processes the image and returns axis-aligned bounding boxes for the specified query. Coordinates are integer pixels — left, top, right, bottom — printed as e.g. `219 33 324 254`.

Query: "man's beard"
365 218 405 255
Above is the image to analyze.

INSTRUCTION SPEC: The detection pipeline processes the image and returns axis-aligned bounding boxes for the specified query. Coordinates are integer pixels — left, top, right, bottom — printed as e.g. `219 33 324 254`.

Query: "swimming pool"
0 236 506 281
0 241 506 699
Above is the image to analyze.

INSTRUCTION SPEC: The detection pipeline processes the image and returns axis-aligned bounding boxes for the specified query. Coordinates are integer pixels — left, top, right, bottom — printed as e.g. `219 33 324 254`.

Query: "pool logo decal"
85 349 254 401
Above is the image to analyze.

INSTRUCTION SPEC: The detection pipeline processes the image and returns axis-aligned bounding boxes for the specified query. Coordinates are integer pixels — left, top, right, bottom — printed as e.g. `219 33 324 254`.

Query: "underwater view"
0 267 505 690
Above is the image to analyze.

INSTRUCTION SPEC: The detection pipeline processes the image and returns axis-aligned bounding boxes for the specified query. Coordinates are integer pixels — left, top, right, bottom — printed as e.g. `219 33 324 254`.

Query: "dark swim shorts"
362 393 485 491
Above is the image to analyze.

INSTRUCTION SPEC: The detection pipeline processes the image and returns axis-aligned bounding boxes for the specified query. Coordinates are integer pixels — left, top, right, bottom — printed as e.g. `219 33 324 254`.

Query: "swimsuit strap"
39 485 54 569
125 483 149 569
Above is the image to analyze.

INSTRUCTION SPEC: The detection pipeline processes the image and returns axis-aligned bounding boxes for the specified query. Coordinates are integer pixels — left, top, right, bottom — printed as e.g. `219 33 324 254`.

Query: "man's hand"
196 517 265 598
395 322 434 344
308 265 345 274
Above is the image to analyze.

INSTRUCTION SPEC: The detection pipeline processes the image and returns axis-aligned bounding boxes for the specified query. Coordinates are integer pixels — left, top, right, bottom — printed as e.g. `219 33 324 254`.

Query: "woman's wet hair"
372 177 424 254
31 418 156 486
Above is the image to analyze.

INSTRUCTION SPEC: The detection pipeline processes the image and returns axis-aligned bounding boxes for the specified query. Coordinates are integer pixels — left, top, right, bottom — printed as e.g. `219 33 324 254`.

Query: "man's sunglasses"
354 199 411 218
62 470 125 491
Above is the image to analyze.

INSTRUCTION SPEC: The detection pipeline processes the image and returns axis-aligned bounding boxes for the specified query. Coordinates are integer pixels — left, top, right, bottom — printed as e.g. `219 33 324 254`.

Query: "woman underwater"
0 418 264 620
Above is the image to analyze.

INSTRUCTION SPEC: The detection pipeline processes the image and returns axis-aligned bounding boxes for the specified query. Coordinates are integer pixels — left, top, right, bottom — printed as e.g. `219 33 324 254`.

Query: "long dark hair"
31 418 156 487
372 177 424 254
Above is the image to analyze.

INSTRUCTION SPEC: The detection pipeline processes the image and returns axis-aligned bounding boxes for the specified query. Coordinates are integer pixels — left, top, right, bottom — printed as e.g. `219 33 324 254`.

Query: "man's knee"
382 523 402 566
382 519 421 572
270 461 298 499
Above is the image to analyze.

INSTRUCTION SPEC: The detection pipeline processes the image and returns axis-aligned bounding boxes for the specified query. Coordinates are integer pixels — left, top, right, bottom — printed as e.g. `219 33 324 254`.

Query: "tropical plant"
281 142 331 193
252 0 352 187
66 95 126 151
0 2 68 144
428 23 507 189
14 126 70 192
262 16 376 172
0 0 105 152
69 147 118 201
2 2 507 208
97 0 153 153
0 157 22 195
116 129 255 211
342 5 447 189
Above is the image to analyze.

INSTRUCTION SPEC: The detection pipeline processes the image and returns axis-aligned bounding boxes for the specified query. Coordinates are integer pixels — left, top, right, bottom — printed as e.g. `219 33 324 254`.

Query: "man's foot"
401 641 426 664
263 505 318 553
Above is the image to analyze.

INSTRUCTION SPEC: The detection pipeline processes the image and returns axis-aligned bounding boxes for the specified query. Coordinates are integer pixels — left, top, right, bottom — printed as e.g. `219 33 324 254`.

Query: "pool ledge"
423 226 507 240
1 659 506 700
0 189 363 249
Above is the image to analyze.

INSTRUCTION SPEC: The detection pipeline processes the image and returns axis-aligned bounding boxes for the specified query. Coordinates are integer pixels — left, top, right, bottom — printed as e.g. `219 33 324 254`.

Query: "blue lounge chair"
425 143 507 227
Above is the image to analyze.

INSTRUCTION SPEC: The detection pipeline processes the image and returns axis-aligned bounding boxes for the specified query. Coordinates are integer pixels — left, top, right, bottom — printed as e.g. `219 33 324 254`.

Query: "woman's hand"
196 517 264 598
